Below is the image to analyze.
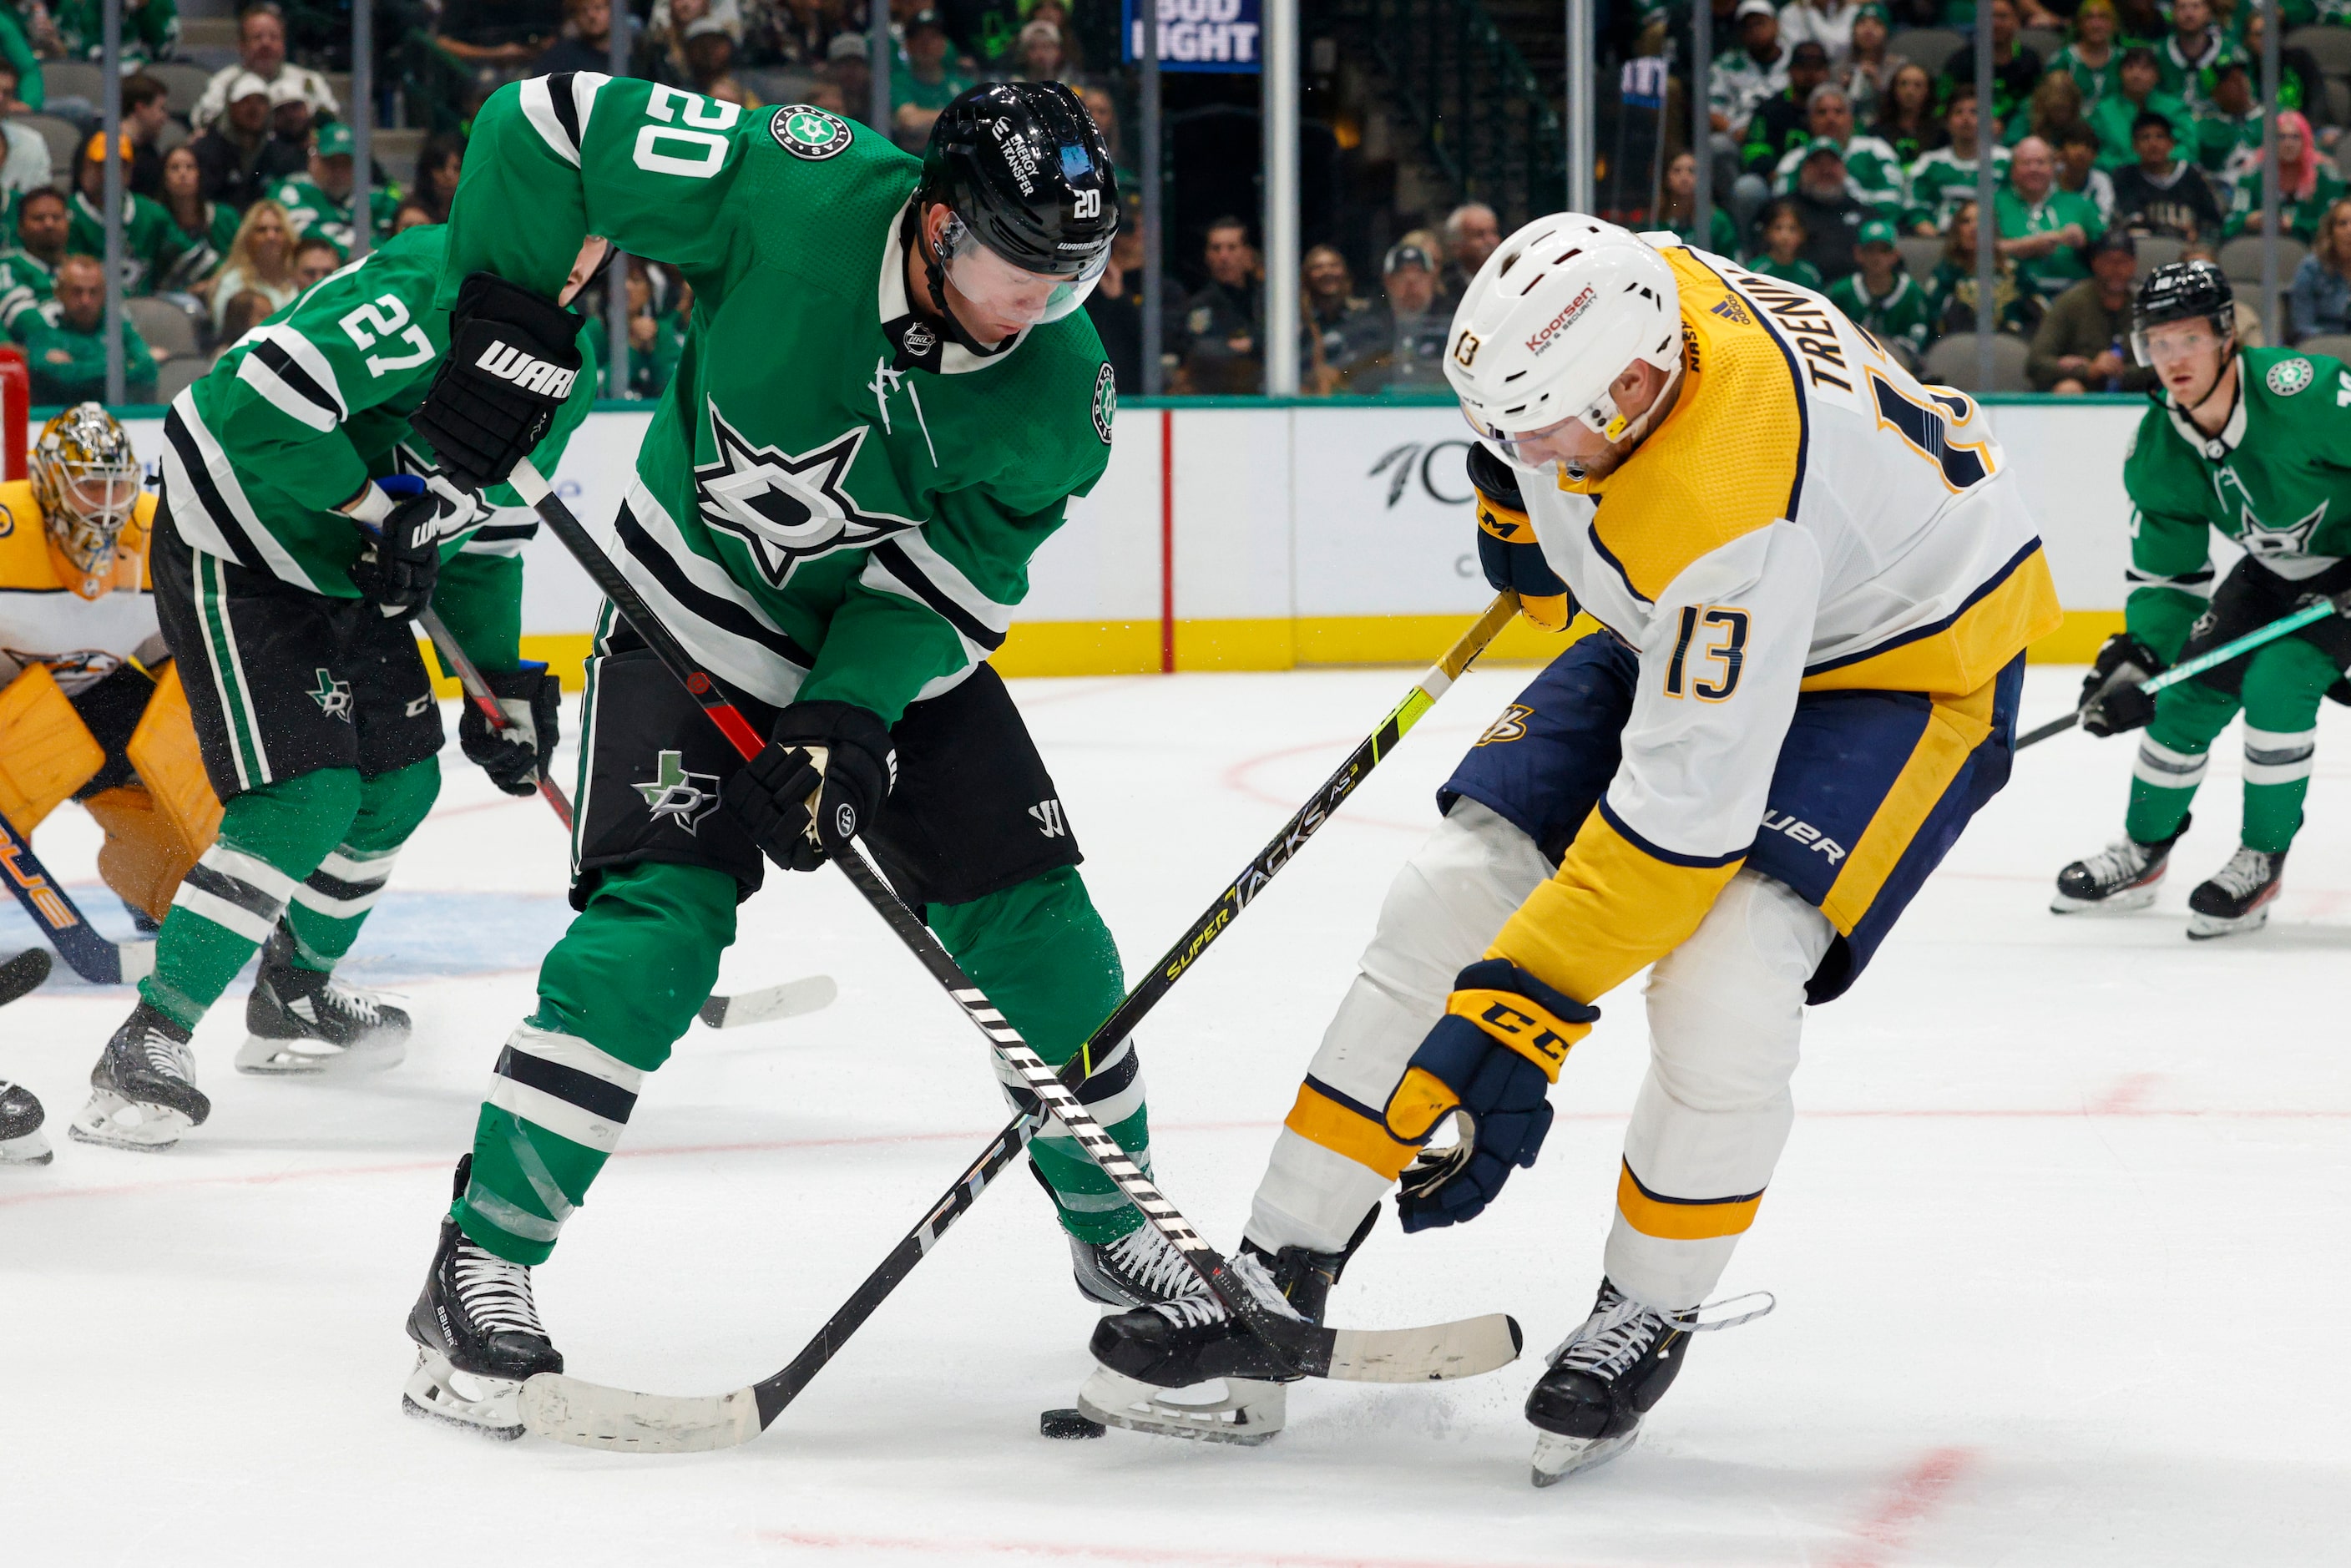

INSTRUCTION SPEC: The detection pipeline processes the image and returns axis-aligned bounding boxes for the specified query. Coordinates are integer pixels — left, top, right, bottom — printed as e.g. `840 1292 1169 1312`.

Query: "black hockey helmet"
2130 260 2234 365
915 82 1117 326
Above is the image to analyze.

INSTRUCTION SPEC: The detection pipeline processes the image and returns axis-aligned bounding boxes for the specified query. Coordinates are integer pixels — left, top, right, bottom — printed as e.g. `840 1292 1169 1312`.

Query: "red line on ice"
1830 1445 1976 1567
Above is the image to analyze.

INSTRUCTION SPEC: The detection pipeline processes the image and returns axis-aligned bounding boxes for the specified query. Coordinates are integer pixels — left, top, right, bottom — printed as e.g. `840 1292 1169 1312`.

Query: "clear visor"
939 215 1106 331
2130 315 2229 369
1462 405 1615 477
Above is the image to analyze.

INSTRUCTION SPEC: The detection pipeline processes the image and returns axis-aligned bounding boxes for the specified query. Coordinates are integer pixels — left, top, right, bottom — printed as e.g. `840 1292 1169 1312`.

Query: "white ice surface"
3 664 2346 1566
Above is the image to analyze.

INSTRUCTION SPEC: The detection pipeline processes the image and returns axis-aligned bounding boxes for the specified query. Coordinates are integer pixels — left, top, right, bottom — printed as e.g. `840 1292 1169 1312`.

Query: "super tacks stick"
507 456 1523 1451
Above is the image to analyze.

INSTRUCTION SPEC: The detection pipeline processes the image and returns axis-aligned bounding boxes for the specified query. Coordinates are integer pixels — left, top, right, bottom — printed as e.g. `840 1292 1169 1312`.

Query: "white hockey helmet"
1442 214 1684 476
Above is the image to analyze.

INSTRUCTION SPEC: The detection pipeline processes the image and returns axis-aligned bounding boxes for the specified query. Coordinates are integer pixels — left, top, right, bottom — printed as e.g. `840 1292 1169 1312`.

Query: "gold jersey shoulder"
1563 248 1803 603
0 480 157 596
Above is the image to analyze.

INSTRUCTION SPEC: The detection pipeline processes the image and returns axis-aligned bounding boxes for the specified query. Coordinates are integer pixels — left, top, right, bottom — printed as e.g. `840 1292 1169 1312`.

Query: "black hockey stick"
0 811 153 984
506 458 1521 1450
0 947 51 1007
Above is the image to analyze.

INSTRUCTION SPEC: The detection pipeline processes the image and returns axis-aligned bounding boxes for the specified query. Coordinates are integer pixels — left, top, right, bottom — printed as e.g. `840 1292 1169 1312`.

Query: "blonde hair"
2317 195 2351 274
222 198 297 288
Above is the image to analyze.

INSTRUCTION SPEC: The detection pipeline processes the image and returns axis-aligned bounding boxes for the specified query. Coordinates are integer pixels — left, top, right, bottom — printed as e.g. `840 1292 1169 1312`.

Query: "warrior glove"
1386 958 1597 1232
345 473 473 620
459 662 562 796
723 701 897 873
1469 443 1574 631
409 273 584 491
2080 631 2165 737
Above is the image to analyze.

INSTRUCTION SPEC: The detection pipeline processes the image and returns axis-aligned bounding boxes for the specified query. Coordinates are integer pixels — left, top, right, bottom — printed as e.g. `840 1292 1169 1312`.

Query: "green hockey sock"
2236 637 2333 855
2122 679 2236 847
139 768 364 1028
930 866 1147 1247
281 758 439 970
455 859 740 1265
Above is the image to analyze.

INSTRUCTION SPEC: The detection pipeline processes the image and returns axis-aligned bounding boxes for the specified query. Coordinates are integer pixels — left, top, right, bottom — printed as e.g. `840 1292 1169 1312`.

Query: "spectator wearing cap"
191 3 340 134
1787 137 1868 280
0 63 51 202
1300 244 1385 395
2089 47 2194 171
1367 240 1449 391
1825 216 1933 367
70 132 190 297
24 254 156 402
681 16 743 96
1768 82 1903 222
121 73 173 201
1016 19 1067 83
1710 0 1791 145
1775 0 1864 66
1178 215 1263 395
827 33 873 127
2029 227 2151 392
1740 40 1831 185
1833 3 1896 125
2110 109 2222 241
1439 203 1500 297
2154 0 2241 116
1939 0 2040 136
190 72 293 211
1998 134 2104 303
893 10 977 148
270 119 401 260
0 187 71 342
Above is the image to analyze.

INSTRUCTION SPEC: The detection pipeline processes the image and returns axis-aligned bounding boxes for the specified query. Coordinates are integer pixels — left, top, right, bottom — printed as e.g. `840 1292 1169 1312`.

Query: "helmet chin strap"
907 205 999 357
1561 352 1686 480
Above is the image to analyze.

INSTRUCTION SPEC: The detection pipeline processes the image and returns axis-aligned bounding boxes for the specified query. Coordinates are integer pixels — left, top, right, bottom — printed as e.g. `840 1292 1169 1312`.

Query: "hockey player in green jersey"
69 223 599 1152
396 78 1187 1439
2055 260 2351 937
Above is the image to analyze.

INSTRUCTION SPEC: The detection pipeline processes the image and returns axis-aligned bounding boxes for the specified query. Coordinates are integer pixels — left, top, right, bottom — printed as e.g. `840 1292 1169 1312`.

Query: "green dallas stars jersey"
167 222 596 611
68 189 187 296
436 75 1115 725
0 247 57 341
2123 347 2351 658
1824 268 1934 362
270 175 403 260
1903 144 2010 233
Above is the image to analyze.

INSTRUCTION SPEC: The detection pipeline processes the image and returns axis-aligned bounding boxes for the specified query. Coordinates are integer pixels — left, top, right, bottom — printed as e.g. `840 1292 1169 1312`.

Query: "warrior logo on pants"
635 749 721 834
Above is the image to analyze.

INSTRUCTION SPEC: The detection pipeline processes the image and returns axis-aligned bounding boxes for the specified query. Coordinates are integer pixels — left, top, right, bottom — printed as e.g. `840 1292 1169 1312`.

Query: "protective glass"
938 213 1106 328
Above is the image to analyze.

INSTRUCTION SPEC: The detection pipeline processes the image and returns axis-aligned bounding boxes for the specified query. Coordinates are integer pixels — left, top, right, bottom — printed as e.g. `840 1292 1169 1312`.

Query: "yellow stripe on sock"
1285 1080 1422 1181
1615 1159 1767 1241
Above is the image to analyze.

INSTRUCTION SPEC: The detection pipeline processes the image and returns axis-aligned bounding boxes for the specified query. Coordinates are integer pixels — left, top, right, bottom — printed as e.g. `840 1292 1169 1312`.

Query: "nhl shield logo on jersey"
635 749 722 834
307 667 353 721
901 320 938 359
693 406 921 587
2266 357 2315 397
1091 362 1115 445
771 105 852 160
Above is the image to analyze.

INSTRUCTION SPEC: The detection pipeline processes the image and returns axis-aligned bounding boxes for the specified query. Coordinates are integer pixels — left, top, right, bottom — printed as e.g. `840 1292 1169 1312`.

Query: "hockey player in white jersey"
1090 216 2063 1480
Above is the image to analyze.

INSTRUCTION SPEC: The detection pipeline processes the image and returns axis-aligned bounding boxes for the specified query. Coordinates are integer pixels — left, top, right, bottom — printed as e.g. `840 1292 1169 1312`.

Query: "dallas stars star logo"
308 667 352 721
2214 464 2328 559
635 749 721 834
692 405 919 589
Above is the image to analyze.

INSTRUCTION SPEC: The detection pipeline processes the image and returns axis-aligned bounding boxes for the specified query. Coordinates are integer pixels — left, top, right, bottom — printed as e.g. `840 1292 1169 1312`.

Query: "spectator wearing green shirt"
1660 149 1740 253
891 9 973 149
2049 0 2123 108
0 186 68 342
2195 62 2264 185
24 255 156 403
0 5 43 112
2226 110 2351 243
2153 0 2242 114
2028 228 2153 392
68 133 189 298
2090 47 2195 169
1999 134 2105 299
1767 82 1906 222
1748 199 1828 287
1906 82 2011 234
270 119 401 260
51 0 181 64
1826 217 1934 367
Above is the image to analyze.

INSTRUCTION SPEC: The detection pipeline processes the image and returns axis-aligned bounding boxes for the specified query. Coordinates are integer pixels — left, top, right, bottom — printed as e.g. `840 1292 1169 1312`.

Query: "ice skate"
238 927 410 1075
2052 817 2186 914
1526 1278 1772 1487
403 1159 562 1440
1069 1222 1220 1312
69 1003 207 1152
1 1078 51 1165
2187 846 2283 939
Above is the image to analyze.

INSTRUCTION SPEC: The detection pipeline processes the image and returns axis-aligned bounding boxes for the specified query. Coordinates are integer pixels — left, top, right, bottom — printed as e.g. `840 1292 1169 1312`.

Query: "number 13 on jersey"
1665 604 1749 701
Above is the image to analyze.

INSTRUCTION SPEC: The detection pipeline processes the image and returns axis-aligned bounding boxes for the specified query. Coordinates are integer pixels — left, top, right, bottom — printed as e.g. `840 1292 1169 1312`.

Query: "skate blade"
2187 904 2272 940
1530 1425 1640 1487
67 1091 190 1151
235 1032 407 1076
0 1128 53 1165
2050 882 2161 915
1076 1367 1286 1446
402 1348 524 1441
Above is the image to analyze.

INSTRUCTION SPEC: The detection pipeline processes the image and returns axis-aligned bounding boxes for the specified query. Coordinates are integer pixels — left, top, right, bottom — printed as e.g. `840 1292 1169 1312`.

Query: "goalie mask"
34 402 143 600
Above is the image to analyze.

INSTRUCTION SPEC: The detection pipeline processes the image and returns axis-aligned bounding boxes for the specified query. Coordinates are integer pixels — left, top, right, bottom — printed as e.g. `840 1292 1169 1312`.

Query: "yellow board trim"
1615 1161 1767 1241
1285 1080 1423 1181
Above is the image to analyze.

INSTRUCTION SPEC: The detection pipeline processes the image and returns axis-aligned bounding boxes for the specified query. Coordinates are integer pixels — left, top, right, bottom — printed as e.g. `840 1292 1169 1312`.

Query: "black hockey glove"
346 474 475 620
2079 631 2166 737
459 661 562 797
408 273 584 492
1383 959 1597 1232
721 701 897 873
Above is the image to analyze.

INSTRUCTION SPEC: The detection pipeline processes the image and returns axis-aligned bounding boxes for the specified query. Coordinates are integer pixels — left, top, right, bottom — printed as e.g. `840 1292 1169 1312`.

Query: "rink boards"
99 397 2151 686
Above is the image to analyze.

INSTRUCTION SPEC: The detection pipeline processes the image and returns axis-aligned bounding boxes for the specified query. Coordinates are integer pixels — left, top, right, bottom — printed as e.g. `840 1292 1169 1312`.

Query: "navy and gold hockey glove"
722 700 897 873
2080 631 2165 737
1384 958 1597 1232
458 662 561 796
1466 443 1573 631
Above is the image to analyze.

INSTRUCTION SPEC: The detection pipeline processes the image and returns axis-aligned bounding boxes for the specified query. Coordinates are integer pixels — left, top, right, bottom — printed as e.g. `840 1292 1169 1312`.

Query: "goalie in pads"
1090 218 2061 1480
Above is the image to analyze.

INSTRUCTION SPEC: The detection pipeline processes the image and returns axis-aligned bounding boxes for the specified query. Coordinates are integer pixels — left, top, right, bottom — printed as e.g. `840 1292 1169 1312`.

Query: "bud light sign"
1123 0 1261 72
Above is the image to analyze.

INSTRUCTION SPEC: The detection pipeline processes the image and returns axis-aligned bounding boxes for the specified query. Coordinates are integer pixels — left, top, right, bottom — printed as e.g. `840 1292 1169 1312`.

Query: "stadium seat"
1922 331 2033 392
2293 332 2351 361
2218 233 2310 286
2133 235 2185 277
1888 27 1965 71
126 296 200 363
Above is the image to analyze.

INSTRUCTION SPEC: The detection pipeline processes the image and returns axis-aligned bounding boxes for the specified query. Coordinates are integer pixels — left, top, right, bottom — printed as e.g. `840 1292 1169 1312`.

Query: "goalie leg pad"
0 664 104 832
83 787 201 924
125 661 224 867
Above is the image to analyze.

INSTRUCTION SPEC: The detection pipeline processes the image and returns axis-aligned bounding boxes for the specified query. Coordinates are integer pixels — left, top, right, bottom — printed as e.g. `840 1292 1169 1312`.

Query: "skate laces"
2208 847 2277 898
2081 837 2156 885
316 977 385 1025
137 1027 197 1084
1108 1225 1213 1307
1548 1286 1775 1378
453 1240 547 1338
1145 1247 1303 1330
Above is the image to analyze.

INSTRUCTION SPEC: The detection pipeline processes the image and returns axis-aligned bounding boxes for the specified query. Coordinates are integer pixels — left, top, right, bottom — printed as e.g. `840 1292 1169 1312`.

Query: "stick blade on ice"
697 974 837 1029
519 1372 761 1453
0 948 51 1006
1322 1312 1523 1383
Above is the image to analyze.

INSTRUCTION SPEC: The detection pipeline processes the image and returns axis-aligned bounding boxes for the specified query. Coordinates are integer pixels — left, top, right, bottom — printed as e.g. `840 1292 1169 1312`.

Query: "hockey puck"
1039 1408 1106 1439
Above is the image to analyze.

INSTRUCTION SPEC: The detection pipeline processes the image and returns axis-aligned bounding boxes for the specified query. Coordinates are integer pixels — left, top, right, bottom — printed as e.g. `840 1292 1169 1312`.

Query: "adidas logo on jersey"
473 341 578 399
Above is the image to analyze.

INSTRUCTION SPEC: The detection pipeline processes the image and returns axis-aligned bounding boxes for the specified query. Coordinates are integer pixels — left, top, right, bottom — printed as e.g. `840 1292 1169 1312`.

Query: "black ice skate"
239 925 410 1075
2187 846 2284 939
1526 1278 1772 1487
1069 1222 1221 1311
2051 816 2187 914
69 1002 208 1151
404 1159 563 1440
0 1076 50 1165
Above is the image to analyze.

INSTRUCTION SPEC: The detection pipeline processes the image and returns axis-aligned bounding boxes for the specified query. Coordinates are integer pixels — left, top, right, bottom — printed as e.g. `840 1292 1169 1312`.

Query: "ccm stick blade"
697 974 837 1029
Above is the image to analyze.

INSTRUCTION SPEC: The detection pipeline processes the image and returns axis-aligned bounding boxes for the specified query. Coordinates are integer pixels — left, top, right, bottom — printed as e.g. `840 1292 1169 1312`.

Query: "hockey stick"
0 812 154 984
0 947 51 1007
416 604 576 831
505 458 1521 1449
2019 589 2351 751
528 591 1527 1453
696 973 837 1029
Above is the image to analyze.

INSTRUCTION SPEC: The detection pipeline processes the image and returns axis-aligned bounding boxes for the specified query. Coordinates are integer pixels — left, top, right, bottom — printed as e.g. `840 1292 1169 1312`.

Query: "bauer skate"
238 927 411 1075
2052 817 2187 915
1526 1278 1773 1486
0 1077 50 1165
2187 846 2284 939
404 1157 563 1440
69 1003 208 1151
